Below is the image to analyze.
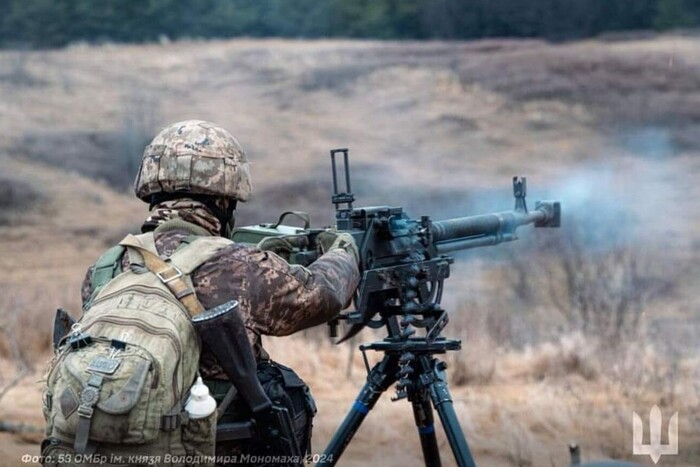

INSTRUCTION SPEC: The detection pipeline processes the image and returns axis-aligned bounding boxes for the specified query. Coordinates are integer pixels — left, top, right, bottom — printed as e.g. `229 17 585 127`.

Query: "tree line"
1 0 698 49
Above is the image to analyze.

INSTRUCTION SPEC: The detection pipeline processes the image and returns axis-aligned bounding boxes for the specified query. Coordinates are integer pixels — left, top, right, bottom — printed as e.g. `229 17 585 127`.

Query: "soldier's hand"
257 236 295 261
317 231 359 264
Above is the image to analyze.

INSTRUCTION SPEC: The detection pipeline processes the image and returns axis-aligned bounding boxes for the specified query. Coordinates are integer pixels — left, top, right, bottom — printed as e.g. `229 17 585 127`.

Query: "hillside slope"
1 35 699 466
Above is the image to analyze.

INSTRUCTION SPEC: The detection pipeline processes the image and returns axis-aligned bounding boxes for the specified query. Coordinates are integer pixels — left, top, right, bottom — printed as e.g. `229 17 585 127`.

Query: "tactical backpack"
42 231 231 467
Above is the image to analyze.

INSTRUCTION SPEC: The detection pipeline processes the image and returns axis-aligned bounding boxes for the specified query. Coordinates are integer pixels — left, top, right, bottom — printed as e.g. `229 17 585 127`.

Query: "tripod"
321 334 477 467
311 149 558 466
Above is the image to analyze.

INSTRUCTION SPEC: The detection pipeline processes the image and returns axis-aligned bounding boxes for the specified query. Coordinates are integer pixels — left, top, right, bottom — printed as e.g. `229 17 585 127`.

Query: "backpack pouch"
181 411 216 467
49 338 161 445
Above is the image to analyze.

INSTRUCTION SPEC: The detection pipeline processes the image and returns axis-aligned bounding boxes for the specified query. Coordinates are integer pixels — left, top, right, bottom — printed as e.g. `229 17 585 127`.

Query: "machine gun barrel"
431 200 559 254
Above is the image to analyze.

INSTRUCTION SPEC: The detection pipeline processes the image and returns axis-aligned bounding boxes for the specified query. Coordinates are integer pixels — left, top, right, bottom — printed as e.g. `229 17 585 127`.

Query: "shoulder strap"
119 233 205 317
92 245 126 288
118 233 232 317
85 245 125 310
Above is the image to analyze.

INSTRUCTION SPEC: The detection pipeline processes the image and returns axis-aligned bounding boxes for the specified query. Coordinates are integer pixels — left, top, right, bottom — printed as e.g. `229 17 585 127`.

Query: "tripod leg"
411 392 442 467
429 365 477 467
320 354 399 466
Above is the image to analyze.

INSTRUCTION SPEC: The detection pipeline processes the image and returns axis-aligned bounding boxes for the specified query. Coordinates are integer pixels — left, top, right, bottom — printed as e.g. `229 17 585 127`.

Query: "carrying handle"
268 211 311 230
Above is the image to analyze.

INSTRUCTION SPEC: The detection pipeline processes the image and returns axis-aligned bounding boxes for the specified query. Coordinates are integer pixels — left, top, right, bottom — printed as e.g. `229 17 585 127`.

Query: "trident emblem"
632 405 678 464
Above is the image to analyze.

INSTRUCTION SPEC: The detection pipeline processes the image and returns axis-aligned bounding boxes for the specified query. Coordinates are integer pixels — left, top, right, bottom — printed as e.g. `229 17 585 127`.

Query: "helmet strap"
223 212 236 238
203 198 236 237
220 201 237 237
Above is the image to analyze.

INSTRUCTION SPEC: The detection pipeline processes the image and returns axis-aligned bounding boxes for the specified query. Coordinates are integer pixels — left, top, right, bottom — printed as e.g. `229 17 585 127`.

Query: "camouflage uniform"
81 120 359 463
81 199 360 378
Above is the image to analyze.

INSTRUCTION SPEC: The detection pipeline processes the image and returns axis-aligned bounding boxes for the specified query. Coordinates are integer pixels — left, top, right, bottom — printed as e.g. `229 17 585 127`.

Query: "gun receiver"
231 148 561 342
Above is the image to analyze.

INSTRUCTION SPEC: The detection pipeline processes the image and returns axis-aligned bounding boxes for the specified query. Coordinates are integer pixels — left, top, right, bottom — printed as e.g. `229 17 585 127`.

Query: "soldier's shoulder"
201 240 263 266
153 230 190 257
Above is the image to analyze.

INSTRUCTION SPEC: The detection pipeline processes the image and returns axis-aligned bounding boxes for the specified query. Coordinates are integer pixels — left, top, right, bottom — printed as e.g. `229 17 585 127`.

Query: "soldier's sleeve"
247 248 360 336
80 265 94 308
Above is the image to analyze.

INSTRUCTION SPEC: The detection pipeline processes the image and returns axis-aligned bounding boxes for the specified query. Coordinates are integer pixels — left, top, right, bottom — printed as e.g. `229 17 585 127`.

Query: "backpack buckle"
156 266 183 284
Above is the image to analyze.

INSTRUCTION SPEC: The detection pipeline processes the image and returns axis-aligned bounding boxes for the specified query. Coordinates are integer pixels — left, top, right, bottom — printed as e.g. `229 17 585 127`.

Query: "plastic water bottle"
185 376 217 419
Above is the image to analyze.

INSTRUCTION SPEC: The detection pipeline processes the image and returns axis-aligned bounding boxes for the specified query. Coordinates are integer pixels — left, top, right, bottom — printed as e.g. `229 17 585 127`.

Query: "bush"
524 333 599 381
0 173 44 225
507 220 679 346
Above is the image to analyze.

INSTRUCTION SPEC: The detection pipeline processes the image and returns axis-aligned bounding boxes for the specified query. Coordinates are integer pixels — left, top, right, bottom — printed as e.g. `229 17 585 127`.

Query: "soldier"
79 120 361 462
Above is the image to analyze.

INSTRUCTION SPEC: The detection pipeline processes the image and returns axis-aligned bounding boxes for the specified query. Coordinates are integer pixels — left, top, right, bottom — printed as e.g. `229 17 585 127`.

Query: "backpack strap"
119 233 204 317
85 245 126 310
118 233 231 317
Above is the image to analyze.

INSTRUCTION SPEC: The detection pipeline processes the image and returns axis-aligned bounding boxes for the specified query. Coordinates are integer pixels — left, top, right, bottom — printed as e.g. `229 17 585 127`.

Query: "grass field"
1 34 699 466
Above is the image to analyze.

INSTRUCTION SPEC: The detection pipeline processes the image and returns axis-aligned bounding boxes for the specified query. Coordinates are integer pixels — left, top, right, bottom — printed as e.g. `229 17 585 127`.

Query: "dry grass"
1 34 700 465
507 334 599 382
448 336 497 387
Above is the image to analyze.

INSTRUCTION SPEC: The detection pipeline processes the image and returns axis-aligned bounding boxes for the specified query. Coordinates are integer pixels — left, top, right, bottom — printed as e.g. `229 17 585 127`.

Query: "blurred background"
1 1 699 466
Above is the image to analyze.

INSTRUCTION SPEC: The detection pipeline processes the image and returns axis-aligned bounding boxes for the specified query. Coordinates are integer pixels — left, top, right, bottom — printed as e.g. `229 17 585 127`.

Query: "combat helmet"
134 120 252 202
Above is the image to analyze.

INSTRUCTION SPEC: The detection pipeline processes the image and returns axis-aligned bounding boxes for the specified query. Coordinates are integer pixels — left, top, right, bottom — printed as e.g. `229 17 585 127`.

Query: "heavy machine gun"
231 148 561 466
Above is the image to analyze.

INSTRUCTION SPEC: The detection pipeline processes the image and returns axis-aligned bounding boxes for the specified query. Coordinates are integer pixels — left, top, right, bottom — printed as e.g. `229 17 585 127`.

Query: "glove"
256 236 296 262
317 231 360 264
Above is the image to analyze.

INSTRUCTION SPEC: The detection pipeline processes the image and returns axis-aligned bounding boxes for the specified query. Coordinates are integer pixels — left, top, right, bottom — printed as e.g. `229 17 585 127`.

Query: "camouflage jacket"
81 213 360 378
